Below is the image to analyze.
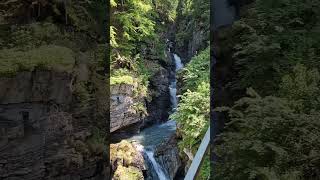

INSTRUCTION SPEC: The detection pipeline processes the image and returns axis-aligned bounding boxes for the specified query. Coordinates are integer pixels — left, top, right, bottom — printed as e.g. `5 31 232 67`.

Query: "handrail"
184 127 210 180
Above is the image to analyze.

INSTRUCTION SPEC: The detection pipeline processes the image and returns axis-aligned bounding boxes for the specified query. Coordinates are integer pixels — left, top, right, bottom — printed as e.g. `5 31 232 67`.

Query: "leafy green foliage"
181 47 210 92
9 23 61 49
110 26 118 47
111 0 156 53
226 0 320 94
214 87 320 180
215 1 320 179
153 0 179 22
279 64 320 113
171 47 210 179
171 82 209 150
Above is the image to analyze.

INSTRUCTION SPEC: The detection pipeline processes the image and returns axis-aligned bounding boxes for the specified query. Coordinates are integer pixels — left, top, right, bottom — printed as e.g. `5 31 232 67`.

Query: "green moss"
0 45 75 77
110 68 136 85
113 165 143 180
110 75 135 85
111 140 144 180
132 102 147 116
110 140 139 166
8 22 62 49
110 69 149 98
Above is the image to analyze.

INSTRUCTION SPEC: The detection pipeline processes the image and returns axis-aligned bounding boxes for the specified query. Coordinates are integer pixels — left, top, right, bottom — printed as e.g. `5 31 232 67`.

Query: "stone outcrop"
111 140 145 180
0 62 109 179
144 65 171 127
110 59 171 131
175 28 207 64
110 83 145 133
154 135 181 180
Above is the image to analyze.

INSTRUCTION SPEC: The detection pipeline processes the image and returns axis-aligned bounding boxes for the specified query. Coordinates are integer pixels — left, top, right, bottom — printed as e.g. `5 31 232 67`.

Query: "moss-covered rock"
110 75 135 85
113 165 144 180
110 140 144 167
0 45 75 77
110 140 145 179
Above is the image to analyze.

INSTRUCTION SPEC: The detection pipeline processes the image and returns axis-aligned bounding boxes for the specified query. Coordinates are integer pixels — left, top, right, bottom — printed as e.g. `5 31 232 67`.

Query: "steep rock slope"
110 82 146 133
0 1 109 179
0 65 108 179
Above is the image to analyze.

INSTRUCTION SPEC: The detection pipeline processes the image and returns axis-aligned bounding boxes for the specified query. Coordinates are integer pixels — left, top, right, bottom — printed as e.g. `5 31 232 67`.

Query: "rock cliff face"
174 28 207 64
144 65 171 127
110 83 145 133
0 64 108 179
110 61 171 132
185 30 207 62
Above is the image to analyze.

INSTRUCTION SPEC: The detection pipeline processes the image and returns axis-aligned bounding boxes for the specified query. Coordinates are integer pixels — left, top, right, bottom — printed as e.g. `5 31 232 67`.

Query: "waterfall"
135 144 168 180
169 54 183 110
143 53 183 180
169 80 177 110
145 150 168 180
128 53 184 180
173 54 183 71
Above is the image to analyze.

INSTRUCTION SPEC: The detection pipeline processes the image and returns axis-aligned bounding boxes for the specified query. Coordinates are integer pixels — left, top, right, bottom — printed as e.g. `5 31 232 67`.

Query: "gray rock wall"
110 83 145 133
0 67 108 180
144 65 171 127
154 135 181 180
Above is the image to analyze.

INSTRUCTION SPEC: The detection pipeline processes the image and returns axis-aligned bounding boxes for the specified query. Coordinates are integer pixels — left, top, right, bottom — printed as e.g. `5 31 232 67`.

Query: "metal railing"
184 127 210 180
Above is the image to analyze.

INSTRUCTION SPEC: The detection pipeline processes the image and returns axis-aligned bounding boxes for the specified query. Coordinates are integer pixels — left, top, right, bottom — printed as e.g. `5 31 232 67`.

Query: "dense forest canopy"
214 0 320 179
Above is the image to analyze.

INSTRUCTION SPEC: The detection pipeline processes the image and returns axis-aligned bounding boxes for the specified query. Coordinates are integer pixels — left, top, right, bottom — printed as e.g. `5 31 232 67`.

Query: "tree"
214 88 320 180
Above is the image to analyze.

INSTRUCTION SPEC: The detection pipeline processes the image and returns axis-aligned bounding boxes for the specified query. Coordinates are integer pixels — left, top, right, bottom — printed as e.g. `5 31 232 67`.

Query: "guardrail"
184 127 210 180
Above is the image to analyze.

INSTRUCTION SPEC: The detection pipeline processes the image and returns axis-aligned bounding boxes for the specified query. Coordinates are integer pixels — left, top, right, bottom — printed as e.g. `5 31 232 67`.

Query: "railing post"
184 127 210 180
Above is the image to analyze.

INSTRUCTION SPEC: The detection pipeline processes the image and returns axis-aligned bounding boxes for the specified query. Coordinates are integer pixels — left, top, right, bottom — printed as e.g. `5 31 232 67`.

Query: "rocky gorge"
110 49 183 180
109 0 209 177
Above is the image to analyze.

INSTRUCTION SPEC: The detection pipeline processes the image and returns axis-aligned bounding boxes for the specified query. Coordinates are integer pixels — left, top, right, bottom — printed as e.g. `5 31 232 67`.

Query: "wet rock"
154 135 181 180
144 61 171 127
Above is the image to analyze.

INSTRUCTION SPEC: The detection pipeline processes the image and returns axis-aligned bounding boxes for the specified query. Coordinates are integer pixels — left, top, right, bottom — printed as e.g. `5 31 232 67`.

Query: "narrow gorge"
110 0 210 179
110 43 184 179
0 0 209 179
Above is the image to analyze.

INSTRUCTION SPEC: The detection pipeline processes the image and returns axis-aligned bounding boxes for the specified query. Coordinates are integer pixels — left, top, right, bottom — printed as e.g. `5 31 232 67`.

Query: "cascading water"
170 54 184 110
173 54 184 72
145 150 168 180
127 52 183 180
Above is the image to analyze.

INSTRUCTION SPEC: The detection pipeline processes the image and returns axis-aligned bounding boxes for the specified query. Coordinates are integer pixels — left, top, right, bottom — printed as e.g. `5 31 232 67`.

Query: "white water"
135 144 167 180
128 53 184 180
170 54 183 110
169 80 178 109
146 150 168 180
173 54 184 71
